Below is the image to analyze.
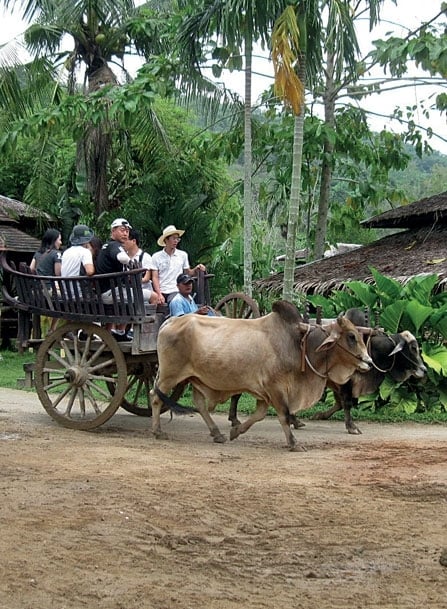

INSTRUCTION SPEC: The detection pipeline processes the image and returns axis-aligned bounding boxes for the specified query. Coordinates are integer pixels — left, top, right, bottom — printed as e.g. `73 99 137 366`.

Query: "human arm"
82 248 95 276
141 252 152 284
53 251 62 276
186 263 206 277
141 269 151 283
150 269 165 304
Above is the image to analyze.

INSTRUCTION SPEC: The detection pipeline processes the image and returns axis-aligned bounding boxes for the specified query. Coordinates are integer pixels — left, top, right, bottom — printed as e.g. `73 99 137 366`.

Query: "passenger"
125 228 158 305
95 218 133 340
150 224 206 304
88 235 103 268
30 228 62 276
169 274 217 317
29 228 63 335
61 224 95 277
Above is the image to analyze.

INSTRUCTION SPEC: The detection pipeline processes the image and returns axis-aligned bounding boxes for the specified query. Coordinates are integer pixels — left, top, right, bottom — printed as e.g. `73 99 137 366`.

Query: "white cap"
111 218 132 229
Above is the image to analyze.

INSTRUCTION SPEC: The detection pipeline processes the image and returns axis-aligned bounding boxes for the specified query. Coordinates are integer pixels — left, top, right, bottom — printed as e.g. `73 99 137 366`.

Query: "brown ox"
150 300 372 451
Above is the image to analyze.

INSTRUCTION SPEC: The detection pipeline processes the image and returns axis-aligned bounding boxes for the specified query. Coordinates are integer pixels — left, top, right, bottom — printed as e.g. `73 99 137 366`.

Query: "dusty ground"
0 387 446 609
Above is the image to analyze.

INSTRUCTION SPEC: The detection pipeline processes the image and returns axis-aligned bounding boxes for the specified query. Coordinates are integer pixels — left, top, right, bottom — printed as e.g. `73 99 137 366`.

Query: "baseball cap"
177 273 195 285
111 218 132 229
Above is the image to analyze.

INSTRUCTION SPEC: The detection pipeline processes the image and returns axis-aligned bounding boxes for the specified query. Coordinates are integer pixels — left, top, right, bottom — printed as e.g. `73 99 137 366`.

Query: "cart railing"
1 253 150 326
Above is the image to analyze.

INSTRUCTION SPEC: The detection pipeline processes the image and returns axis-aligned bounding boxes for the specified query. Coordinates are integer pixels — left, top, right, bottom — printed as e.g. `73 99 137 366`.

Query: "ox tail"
154 384 197 415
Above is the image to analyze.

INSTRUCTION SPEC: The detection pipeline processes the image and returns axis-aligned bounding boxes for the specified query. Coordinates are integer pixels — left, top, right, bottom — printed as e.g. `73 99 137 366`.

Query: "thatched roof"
362 190 447 229
0 225 40 253
0 195 51 224
255 218 447 297
0 195 52 254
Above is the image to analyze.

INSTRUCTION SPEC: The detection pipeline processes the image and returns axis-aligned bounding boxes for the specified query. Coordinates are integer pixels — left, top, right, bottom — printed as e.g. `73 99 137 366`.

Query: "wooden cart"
0 253 259 430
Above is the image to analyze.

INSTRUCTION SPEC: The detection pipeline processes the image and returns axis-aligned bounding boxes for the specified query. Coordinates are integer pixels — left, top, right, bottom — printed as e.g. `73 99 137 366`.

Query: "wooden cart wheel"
34 322 127 430
107 358 186 417
214 292 260 319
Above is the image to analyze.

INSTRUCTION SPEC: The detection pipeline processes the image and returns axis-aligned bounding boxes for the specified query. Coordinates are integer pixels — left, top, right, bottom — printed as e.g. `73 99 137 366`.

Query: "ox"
228 308 427 434
312 308 427 433
150 300 373 450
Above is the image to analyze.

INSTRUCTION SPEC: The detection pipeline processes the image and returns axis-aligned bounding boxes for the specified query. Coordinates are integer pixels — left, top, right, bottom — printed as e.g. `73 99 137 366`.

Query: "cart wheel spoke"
106 359 172 417
35 323 127 430
214 292 260 320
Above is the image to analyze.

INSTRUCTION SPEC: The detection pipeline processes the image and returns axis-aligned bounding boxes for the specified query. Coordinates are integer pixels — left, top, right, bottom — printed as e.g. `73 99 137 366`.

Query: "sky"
0 0 446 153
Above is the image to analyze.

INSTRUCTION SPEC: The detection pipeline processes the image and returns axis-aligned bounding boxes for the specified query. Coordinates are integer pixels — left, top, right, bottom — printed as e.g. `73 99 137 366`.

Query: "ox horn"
389 337 405 356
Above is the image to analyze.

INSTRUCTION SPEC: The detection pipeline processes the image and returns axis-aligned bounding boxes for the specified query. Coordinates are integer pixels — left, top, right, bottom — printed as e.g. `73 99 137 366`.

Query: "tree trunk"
243 19 253 297
85 64 118 217
282 55 306 302
313 51 336 260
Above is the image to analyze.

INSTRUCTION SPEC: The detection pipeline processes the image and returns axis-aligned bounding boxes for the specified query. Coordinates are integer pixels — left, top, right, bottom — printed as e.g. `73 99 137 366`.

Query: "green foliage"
306 267 447 416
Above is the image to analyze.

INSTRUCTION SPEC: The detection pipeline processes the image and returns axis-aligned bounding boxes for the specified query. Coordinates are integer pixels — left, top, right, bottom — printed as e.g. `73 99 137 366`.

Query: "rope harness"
299 322 369 380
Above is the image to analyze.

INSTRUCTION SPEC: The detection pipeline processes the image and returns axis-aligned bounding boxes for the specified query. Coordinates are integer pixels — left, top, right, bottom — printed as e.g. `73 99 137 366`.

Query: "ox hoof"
288 444 307 452
292 419 306 429
213 434 227 444
229 427 241 441
153 431 169 440
347 427 362 435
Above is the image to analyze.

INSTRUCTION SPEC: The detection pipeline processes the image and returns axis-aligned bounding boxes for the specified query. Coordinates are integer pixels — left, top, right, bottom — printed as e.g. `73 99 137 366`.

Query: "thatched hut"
0 195 52 347
254 191 447 296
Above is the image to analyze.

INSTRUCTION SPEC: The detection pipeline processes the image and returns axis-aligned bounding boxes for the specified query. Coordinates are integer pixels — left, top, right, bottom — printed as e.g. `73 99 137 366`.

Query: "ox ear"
315 322 341 352
315 334 337 352
389 338 405 356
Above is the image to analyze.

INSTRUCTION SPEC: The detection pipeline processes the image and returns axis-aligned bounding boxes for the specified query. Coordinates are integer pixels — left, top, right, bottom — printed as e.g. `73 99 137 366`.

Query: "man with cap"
61 224 95 277
151 224 206 304
169 273 216 317
95 218 132 287
95 218 133 340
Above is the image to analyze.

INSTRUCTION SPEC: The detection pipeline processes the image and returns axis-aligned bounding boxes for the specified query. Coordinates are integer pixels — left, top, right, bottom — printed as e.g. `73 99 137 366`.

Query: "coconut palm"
0 0 138 216
178 0 289 296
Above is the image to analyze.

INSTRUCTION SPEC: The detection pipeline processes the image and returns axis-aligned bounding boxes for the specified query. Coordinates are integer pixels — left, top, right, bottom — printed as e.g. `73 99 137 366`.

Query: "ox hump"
271 300 303 324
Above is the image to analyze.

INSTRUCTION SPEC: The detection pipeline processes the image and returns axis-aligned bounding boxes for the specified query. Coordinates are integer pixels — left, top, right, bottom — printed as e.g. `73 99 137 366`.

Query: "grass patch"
0 350 35 390
1 348 446 424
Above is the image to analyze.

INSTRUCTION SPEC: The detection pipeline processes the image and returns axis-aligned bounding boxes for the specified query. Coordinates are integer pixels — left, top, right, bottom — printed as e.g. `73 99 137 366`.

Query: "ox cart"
0 253 260 430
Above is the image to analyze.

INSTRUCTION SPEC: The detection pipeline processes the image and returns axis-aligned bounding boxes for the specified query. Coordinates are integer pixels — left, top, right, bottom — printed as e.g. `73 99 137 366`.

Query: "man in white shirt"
150 224 206 304
61 224 95 277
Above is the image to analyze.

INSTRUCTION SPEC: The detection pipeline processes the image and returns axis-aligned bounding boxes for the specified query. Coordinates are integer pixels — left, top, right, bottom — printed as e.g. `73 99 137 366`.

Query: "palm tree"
0 0 137 216
178 0 289 296
271 0 385 301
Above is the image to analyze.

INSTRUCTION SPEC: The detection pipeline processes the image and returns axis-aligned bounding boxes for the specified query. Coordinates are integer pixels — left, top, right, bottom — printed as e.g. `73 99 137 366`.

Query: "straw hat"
157 225 185 247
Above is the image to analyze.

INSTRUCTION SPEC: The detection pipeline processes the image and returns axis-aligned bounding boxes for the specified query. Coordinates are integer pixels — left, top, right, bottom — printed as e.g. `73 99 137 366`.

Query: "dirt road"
0 387 446 609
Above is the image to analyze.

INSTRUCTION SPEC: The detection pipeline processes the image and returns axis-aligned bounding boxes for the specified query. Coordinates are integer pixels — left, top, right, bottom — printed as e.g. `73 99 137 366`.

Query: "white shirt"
130 248 153 289
150 248 190 294
61 245 94 277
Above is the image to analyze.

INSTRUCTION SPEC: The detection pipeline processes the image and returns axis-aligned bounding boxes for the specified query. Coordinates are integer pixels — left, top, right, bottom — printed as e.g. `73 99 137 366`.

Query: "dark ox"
150 300 372 451
312 308 427 433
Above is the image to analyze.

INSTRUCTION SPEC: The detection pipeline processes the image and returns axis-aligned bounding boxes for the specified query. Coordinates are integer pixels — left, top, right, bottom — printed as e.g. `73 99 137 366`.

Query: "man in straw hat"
150 224 206 304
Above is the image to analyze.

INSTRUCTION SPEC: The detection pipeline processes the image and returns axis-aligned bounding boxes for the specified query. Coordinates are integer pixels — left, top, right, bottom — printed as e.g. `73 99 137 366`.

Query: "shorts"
101 286 153 304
